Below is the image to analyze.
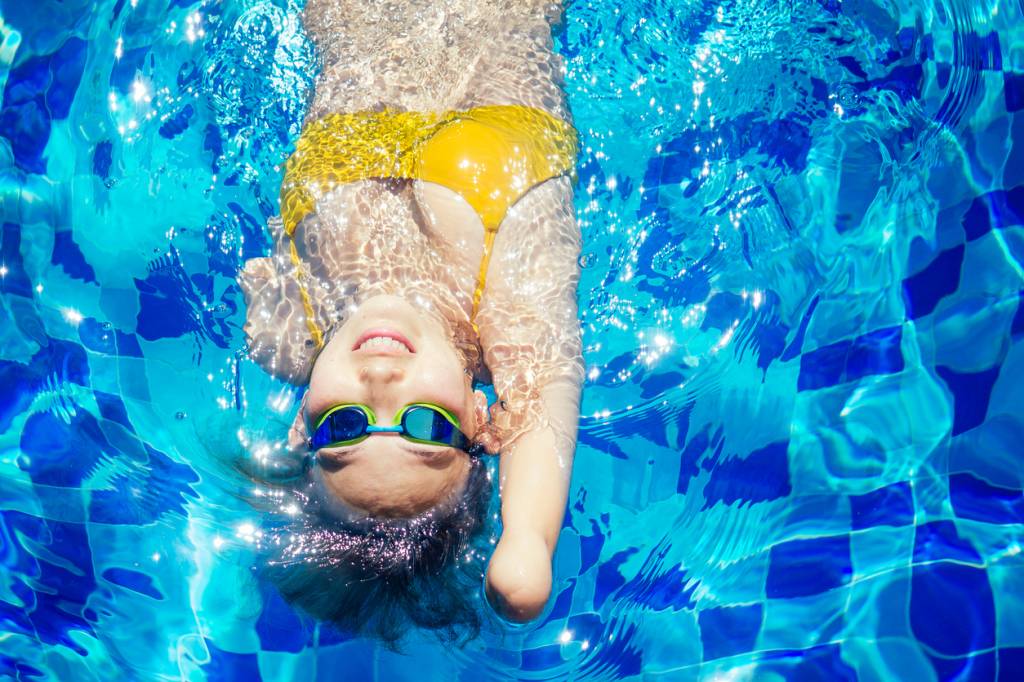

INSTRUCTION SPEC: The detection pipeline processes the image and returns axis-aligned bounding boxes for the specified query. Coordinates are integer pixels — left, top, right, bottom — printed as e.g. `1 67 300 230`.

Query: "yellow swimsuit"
279 105 578 348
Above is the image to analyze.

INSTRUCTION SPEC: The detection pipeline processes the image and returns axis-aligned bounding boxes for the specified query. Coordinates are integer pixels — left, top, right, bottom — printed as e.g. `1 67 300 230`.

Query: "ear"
287 396 310 453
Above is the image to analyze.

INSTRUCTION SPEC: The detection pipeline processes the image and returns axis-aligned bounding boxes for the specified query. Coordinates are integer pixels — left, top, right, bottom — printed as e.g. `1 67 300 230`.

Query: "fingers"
473 421 503 455
240 256 276 283
478 431 502 456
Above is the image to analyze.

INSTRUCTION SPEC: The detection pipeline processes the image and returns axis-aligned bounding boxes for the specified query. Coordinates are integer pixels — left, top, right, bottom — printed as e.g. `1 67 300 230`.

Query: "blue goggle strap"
366 425 403 433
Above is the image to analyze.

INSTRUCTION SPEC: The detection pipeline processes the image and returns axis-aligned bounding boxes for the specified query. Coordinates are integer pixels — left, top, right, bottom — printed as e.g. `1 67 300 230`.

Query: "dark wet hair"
258 454 494 649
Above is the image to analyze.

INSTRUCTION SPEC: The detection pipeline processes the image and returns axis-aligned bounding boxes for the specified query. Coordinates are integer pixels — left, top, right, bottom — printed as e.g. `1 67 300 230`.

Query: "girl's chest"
412 181 486 268
301 180 484 292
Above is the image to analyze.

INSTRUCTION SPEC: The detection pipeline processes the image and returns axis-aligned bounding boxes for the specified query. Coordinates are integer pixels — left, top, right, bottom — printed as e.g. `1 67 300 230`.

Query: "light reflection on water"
0 0 1022 678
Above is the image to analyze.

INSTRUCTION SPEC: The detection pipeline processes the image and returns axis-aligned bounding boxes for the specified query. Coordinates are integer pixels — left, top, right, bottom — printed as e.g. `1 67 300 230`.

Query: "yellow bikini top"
279 104 578 348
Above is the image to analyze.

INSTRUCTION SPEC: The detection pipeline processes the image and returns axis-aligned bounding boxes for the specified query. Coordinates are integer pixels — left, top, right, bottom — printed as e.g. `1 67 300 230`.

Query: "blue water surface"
2 0 1024 679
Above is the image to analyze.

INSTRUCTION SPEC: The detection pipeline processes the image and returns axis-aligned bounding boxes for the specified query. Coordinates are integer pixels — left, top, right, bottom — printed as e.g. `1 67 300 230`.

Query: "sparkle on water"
1 0 1023 679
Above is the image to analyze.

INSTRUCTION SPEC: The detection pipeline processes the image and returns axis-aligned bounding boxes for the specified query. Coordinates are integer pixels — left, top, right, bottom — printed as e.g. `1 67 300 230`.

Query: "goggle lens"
403 406 456 443
311 406 369 450
327 407 368 441
309 404 471 453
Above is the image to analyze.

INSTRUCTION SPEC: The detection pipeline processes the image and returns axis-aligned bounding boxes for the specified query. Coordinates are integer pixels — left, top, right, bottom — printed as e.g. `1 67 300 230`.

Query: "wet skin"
293 295 490 519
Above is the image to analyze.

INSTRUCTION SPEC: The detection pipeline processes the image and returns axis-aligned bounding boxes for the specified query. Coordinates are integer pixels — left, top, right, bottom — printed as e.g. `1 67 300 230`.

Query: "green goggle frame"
308 402 476 454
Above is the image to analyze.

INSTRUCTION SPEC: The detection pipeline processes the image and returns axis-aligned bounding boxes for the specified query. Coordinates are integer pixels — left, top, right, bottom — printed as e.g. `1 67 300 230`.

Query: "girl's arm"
475 176 584 620
484 376 581 620
239 217 325 385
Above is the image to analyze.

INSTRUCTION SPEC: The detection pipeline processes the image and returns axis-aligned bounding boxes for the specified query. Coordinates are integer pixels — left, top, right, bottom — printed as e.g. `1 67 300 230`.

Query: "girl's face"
301 295 487 519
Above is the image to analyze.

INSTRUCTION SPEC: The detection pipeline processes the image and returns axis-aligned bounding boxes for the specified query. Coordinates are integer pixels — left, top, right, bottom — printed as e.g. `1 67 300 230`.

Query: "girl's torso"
294 0 570 314
240 0 584 392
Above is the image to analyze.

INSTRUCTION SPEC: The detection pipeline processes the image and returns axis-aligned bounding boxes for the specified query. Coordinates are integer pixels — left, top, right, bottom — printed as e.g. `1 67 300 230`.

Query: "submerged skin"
241 0 583 622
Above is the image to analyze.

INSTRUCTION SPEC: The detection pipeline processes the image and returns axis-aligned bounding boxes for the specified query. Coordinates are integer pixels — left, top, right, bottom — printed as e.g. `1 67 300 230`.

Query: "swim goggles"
308 403 478 454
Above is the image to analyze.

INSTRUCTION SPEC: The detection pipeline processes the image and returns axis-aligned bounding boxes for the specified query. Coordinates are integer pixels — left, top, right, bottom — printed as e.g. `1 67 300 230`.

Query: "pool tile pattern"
1 0 1024 679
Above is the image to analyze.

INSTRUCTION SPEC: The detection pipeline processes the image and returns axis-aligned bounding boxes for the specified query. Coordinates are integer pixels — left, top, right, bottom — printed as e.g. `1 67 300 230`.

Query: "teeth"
358 336 411 352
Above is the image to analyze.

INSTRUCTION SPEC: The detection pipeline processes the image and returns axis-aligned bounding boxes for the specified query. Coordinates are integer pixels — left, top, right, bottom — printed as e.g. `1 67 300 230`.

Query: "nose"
358 359 405 385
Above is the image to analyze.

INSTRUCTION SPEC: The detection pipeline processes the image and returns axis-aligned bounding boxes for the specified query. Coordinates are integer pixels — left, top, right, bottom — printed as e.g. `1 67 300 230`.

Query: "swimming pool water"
2 0 1023 679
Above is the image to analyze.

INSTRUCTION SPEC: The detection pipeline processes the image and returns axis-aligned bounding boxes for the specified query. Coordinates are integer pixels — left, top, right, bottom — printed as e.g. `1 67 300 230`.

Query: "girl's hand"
473 420 503 456
485 529 552 622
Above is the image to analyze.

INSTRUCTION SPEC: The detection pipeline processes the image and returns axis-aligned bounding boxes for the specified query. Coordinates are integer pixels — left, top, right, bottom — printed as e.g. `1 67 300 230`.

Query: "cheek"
306 371 344 417
308 355 341 395
414 363 466 402
413 346 469 404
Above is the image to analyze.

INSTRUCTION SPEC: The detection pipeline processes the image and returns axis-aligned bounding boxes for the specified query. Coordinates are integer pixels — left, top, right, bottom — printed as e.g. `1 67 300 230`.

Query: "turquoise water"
2 0 1024 679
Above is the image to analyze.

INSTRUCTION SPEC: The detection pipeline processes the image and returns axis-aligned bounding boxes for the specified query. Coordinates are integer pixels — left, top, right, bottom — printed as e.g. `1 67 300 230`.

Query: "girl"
241 0 582 641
